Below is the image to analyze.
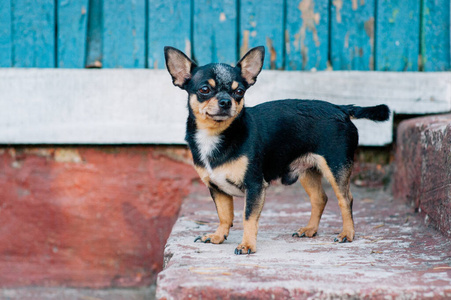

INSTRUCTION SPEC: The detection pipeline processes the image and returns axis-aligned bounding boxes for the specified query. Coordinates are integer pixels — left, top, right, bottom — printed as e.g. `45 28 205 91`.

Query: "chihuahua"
164 46 389 255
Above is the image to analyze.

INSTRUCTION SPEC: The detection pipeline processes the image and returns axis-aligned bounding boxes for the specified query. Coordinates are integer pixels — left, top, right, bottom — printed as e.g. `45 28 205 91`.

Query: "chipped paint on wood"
0 0 11 67
11 0 55 67
57 0 89 68
331 0 375 70
240 0 284 69
193 0 237 65
1 1 449 72
420 0 450 71
85 0 102 68
240 30 250 57
185 39 192 59
364 17 375 70
286 0 329 70
266 37 277 70
148 0 191 69
103 0 146 68
376 0 420 71
333 0 343 23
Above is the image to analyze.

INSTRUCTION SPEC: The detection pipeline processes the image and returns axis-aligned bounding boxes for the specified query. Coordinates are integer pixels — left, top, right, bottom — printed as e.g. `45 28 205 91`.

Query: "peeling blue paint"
1 0 448 71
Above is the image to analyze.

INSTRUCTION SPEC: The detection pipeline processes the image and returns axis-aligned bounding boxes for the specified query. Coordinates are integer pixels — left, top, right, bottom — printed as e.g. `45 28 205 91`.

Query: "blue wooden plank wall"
148 0 191 69
331 0 375 70
11 0 55 67
85 0 103 67
421 0 450 71
286 0 329 71
193 0 237 66
1 0 450 71
0 0 12 67
57 0 89 68
103 0 146 68
240 0 285 69
376 0 421 71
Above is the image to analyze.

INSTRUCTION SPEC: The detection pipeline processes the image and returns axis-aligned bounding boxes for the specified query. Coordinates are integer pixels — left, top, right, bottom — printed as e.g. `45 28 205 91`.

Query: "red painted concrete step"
156 183 451 299
0 146 197 288
394 114 451 237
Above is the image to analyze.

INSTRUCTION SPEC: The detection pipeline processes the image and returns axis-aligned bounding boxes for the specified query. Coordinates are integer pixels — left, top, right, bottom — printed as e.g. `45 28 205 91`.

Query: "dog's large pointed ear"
164 46 197 89
236 46 265 87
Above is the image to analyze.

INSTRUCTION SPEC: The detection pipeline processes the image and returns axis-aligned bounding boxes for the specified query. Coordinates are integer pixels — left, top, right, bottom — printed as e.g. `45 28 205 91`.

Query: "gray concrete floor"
0 285 155 300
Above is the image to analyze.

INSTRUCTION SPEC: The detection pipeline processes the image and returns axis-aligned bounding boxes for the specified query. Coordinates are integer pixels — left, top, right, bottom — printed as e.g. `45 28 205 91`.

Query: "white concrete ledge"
0 69 449 146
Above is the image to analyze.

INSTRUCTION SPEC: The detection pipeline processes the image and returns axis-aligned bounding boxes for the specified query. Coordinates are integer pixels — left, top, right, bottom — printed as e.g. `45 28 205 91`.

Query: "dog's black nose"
218 99 232 109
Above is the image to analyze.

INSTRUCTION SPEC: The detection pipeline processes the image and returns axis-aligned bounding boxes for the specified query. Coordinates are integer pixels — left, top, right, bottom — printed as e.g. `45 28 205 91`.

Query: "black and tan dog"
164 46 389 255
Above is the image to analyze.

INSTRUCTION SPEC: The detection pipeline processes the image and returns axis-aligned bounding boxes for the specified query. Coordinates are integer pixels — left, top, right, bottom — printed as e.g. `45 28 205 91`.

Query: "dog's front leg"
235 184 266 255
195 188 233 244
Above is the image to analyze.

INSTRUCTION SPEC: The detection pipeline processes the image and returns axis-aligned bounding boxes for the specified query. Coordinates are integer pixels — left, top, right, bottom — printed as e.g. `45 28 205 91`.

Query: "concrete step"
394 114 451 237
156 182 451 299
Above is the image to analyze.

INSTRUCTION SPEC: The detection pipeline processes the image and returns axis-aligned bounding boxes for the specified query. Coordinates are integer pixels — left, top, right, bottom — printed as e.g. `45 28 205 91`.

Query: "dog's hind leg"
315 156 355 243
293 168 328 238
194 189 233 244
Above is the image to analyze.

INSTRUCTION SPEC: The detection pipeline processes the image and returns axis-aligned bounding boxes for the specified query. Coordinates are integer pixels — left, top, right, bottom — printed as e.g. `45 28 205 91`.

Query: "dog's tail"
343 104 390 122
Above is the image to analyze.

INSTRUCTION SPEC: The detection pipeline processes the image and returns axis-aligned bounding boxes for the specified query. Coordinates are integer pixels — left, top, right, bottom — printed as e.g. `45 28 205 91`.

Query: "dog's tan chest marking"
194 155 249 198
209 156 248 197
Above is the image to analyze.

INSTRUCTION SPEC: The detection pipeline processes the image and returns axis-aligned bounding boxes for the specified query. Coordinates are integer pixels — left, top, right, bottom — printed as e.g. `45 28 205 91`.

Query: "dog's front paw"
194 233 227 244
234 243 256 255
334 229 355 243
292 226 318 238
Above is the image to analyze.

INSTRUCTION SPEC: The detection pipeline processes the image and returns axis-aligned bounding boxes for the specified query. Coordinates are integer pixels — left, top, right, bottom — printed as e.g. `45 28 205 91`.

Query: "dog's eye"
235 88 245 97
199 86 211 94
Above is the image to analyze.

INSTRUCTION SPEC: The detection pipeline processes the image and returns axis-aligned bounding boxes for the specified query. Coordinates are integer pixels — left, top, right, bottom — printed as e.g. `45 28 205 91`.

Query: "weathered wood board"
330 0 375 70
11 0 55 67
286 0 329 71
0 69 449 146
421 0 450 71
0 0 11 67
102 0 146 68
375 0 421 71
85 0 103 67
148 0 192 69
2 0 449 71
240 0 285 69
193 0 238 66
57 0 89 68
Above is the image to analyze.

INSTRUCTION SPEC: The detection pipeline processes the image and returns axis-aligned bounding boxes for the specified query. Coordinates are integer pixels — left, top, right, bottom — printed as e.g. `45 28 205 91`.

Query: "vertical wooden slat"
375 0 420 71
421 0 450 71
148 0 191 69
103 0 145 68
11 0 55 67
330 0 375 70
240 0 285 69
286 0 329 71
193 0 237 66
57 0 89 68
0 0 12 67
85 0 102 68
